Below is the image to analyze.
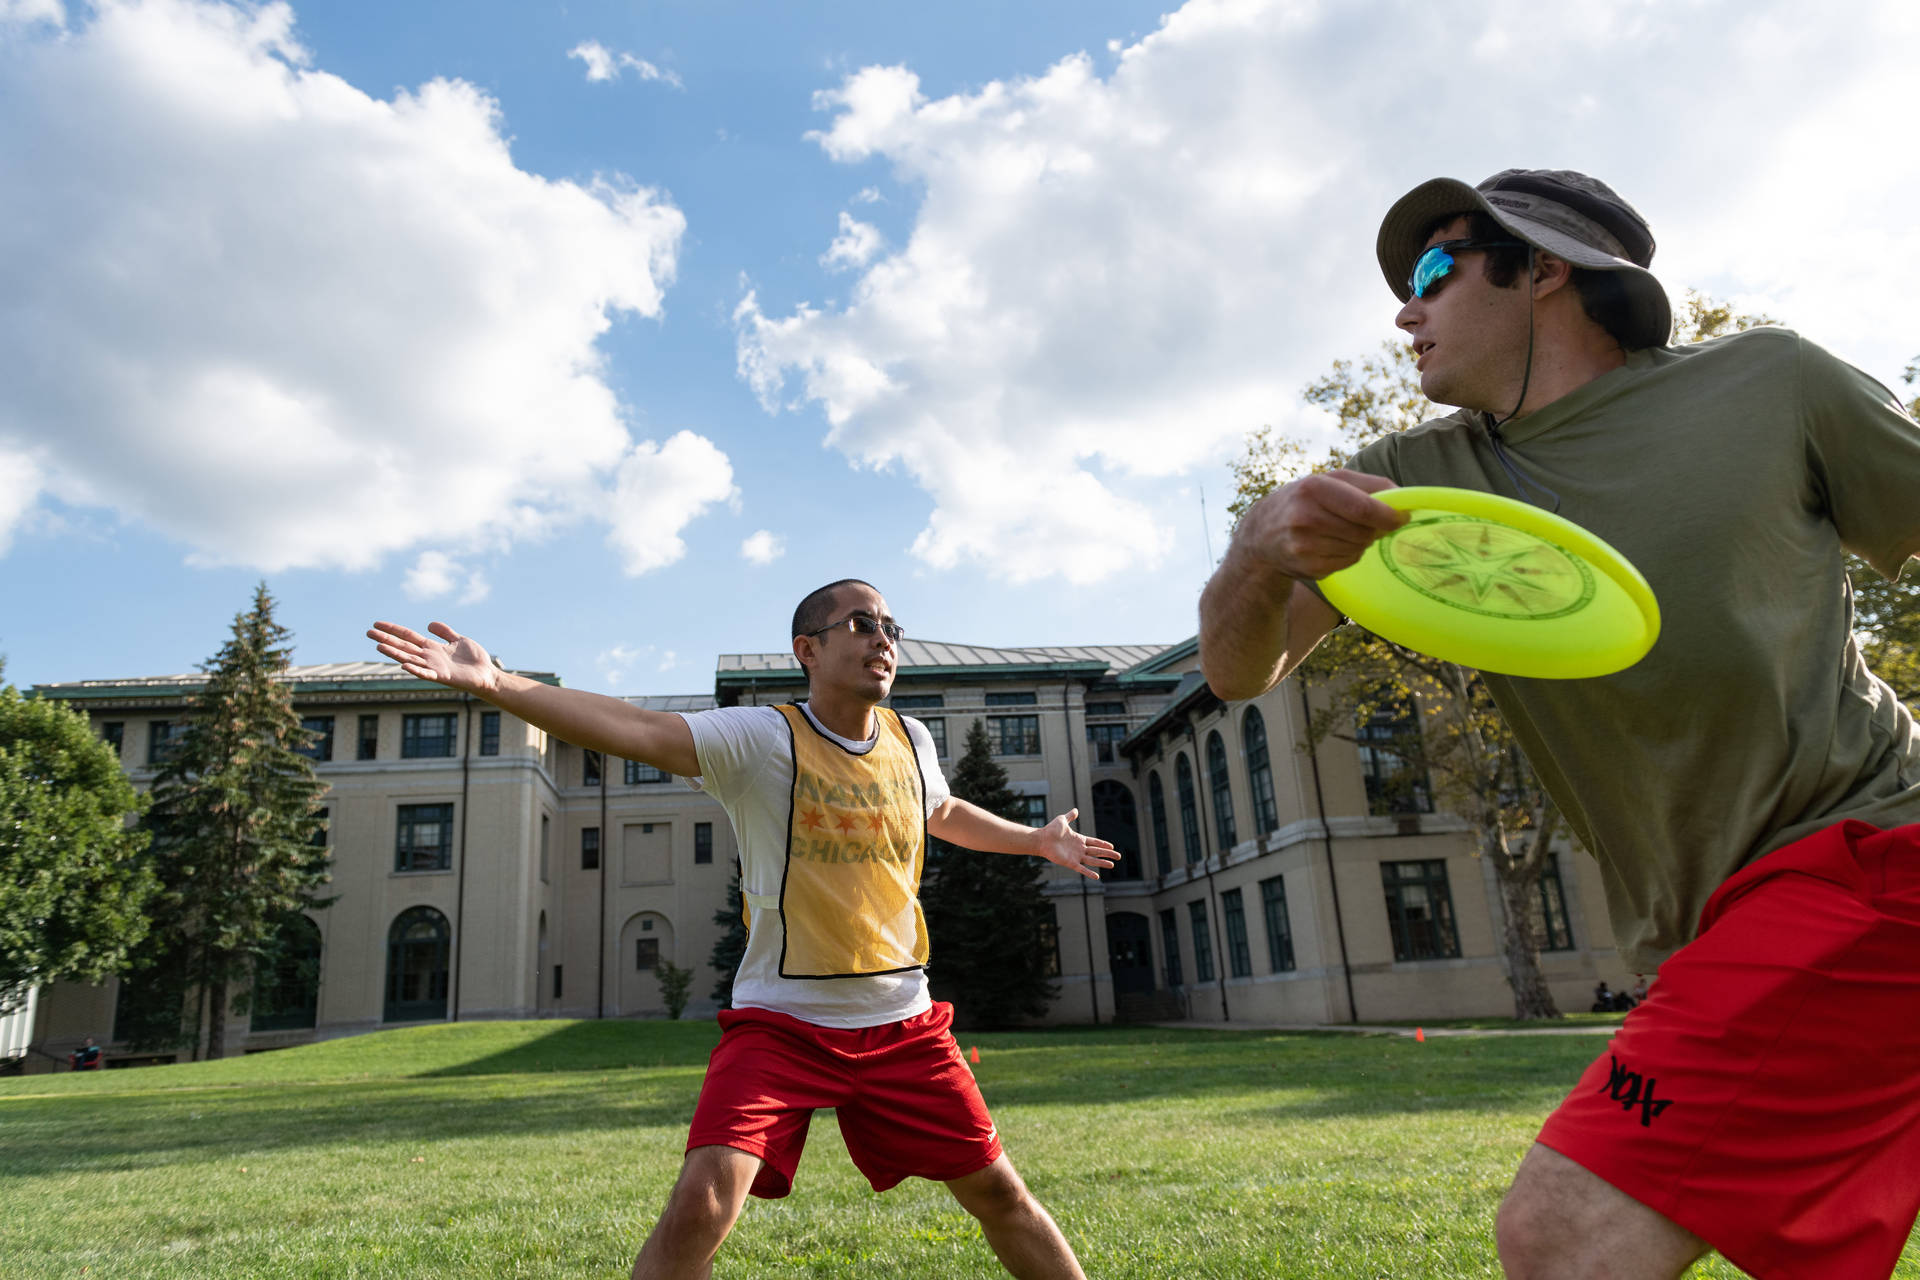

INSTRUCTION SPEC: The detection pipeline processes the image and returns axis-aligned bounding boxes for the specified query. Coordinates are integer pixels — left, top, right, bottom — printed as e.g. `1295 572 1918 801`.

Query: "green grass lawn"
2 1021 1914 1278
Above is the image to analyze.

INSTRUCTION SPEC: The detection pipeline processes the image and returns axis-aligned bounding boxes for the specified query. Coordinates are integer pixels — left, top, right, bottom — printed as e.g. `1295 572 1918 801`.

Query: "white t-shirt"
680 702 951 1029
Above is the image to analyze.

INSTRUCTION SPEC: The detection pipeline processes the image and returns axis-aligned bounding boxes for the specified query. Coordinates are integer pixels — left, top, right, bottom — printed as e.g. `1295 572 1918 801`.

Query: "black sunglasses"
807 614 905 643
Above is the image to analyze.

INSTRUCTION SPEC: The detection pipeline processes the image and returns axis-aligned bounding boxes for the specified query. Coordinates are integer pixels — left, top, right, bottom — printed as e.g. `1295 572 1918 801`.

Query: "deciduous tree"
0 668 155 1012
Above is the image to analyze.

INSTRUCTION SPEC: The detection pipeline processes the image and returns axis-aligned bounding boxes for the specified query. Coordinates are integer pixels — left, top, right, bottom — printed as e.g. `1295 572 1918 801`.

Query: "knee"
1494 1179 1555 1275
957 1165 1035 1226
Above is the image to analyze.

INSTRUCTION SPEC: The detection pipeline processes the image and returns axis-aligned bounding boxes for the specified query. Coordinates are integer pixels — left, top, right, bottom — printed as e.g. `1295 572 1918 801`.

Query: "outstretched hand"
368 621 500 695
1034 808 1120 880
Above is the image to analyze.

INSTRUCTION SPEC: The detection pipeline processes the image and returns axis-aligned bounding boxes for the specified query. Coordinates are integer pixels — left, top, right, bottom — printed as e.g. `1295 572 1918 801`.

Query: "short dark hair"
791 579 876 638
1424 211 1636 348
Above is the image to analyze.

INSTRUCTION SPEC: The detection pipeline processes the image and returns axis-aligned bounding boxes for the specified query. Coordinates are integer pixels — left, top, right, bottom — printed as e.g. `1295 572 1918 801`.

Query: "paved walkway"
1147 1020 1623 1038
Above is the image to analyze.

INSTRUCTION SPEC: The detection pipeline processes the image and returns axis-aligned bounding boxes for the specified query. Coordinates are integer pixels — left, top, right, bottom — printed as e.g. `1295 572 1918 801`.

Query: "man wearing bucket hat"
1199 169 1920 1278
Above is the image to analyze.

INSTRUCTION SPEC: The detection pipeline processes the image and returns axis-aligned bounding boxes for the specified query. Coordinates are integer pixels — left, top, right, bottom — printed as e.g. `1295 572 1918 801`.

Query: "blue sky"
3 0 1916 693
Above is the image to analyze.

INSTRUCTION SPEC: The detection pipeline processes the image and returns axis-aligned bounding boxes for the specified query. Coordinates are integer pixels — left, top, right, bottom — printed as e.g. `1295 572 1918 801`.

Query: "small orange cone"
968 1045 980 1064
1415 1027 1425 1043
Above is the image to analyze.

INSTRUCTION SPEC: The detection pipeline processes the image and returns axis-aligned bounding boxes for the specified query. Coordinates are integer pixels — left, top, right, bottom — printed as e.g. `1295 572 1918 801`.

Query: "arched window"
1175 754 1201 865
1243 707 1279 836
1147 772 1172 876
1091 780 1142 880
1207 731 1237 850
251 914 322 1032
384 907 450 1023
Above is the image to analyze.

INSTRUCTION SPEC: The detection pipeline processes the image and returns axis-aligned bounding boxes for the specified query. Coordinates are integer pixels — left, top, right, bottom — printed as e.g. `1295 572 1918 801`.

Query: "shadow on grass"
411 1019 720 1078
0 1025 1604 1180
0 1067 704 1179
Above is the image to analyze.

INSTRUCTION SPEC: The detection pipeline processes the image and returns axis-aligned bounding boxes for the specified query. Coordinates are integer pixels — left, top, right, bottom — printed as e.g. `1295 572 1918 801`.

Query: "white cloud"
596 642 677 686
0 451 40 556
568 38 617 81
605 431 739 575
820 211 884 272
740 529 785 564
0 0 727 576
569 38 683 88
0 0 63 26
402 550 459 600
738 0 1920 585
852 186 883 204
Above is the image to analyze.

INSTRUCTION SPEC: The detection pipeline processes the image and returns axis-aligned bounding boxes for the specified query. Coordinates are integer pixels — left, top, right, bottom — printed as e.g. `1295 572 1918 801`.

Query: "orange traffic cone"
969 1045 980 1064
1415 1027 1425 1043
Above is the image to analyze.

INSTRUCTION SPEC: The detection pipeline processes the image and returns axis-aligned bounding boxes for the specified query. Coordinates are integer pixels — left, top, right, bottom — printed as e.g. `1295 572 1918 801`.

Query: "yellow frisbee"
1317 487 1661 679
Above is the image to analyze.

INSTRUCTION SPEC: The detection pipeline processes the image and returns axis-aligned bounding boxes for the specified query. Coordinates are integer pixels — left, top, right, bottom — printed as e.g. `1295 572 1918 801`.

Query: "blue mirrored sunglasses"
1407 238 1526 298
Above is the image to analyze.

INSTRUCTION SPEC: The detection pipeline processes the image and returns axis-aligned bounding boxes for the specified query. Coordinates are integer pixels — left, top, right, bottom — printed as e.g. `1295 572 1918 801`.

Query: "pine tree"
709 861 747 1008
920 719 1057 1028
142 584 331 1058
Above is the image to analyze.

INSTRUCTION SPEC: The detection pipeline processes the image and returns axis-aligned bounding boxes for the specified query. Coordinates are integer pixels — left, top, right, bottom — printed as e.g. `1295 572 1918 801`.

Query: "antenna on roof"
1199 485 1215 567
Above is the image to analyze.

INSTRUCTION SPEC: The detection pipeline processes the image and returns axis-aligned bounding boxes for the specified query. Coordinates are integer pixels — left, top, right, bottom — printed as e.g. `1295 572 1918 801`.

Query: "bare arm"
926 800 1119 881
368 620 700 777
1198 469 1405 700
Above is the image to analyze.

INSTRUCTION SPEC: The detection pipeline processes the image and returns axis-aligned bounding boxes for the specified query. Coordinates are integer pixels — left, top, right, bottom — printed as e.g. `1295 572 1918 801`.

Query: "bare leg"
631 1145 762 1280
945 1154 1087 1280
1497 1143 1710 1279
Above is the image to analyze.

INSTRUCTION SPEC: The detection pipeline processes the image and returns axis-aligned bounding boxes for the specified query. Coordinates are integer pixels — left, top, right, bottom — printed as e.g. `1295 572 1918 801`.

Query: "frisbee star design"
1380 516 1595 620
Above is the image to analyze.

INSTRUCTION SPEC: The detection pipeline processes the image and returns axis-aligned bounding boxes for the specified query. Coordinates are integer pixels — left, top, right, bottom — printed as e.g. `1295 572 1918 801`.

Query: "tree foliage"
919 719 1058 1029
139 584 331 1058
656 958 693 1020
709 862 747 1008
0 669 155 1012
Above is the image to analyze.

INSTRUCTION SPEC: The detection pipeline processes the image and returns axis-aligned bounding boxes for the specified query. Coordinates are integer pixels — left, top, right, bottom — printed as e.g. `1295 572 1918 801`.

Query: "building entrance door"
1107 911 1154 996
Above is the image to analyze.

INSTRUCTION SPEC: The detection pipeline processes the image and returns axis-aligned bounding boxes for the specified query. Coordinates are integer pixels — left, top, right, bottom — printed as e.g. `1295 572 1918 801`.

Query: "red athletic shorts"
1538 820 1920 1278
685 1000 1002 1199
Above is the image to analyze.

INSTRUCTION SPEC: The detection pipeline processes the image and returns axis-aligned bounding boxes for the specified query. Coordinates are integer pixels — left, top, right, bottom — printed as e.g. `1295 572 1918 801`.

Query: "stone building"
16 637 1634 1070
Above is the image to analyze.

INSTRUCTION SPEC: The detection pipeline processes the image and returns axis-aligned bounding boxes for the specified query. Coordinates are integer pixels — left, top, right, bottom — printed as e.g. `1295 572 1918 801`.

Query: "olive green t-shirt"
1344 327 1920 971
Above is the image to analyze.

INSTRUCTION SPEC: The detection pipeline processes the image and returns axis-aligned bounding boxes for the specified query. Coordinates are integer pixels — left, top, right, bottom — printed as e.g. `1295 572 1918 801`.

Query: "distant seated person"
69 1036 102 1070
1591 982 1616 1013
1630 975 1650 1005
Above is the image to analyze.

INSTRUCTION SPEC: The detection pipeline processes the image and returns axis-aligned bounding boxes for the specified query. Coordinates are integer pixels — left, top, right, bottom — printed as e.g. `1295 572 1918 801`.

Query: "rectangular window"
1084 700 1126 718
581 826 600 871
297 715 335 762
310 806 330 849
891 694 944 709
147 720 186 766
101 721 125 756
635 937 659 970
1382 859 1462 961
552 964 563 1000
395 803 455 872
402 713 459 759
987 715 1041 756
1358 699 1434 816
539 814 550 883
694 822 714 865
1222 888 1252 978
1038 910 1061 977
921 716 947 757
1159 908 1182 987
625 759 670 785
1086 721 1128 765
985 691 1037 706
1535 853 1575 952
1260 875 1296 973
479 710 500 756
1189 900 1215 983
1019 795 1048 828
358 714 379 761
583 750 602 787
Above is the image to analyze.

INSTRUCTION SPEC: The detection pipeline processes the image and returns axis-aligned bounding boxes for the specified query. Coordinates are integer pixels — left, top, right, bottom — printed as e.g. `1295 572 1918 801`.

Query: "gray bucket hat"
1376 169 1672 349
